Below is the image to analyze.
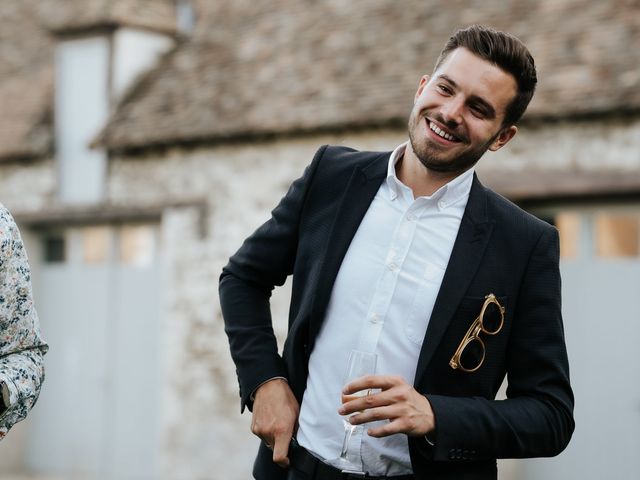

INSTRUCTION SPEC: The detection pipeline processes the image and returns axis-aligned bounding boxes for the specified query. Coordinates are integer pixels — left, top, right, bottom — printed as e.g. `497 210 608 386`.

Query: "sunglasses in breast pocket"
449 293 505 373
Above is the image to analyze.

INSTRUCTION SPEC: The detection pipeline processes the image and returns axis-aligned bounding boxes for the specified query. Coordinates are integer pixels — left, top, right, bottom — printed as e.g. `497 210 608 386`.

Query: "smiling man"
221 25 574 480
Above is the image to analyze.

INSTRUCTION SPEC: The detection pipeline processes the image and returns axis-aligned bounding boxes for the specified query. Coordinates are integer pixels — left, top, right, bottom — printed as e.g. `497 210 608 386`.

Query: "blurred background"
0 0 639 478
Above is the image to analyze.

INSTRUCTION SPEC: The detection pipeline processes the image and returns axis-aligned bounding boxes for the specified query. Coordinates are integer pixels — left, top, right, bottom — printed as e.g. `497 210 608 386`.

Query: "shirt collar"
386 142 474 210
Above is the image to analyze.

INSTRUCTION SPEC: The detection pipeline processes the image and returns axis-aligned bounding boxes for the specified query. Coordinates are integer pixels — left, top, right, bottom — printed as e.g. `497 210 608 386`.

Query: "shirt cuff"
249 377 288 402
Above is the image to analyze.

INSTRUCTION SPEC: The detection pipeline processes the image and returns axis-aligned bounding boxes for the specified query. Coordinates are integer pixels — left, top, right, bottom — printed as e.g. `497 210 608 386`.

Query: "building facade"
0 1 639 479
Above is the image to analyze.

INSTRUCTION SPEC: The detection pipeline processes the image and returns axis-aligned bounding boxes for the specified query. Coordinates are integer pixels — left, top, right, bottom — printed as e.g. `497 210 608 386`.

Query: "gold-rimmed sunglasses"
449 293 505 373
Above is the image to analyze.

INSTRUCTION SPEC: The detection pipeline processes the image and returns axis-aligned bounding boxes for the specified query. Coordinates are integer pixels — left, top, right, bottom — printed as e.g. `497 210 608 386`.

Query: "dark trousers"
286 466 309 480
287 439 414 480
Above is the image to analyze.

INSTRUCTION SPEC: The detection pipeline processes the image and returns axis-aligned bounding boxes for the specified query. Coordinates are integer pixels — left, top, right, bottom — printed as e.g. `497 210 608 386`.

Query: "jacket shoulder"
484 185 556 237
320 145 388 166
313 145 389 180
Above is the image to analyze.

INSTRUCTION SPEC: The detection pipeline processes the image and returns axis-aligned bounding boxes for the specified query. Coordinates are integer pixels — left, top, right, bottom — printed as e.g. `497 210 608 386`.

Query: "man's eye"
437 85 452 94
470 105 487 118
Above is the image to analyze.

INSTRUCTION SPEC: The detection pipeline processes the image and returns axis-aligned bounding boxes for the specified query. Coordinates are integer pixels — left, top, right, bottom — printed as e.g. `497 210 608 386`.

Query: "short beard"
408 117 499 175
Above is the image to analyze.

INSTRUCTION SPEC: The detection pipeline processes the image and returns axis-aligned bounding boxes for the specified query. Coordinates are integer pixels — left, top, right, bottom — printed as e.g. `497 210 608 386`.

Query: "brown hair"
434 25 537 126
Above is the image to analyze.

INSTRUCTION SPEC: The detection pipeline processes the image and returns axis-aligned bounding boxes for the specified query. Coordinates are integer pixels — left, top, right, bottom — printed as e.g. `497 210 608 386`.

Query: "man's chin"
414 151 460 172
420 160 464 174
416 151 481 175
422 163 456 173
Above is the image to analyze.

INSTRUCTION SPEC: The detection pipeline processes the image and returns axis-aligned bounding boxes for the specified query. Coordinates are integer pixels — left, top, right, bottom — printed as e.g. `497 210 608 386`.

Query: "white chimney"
54 26 174 204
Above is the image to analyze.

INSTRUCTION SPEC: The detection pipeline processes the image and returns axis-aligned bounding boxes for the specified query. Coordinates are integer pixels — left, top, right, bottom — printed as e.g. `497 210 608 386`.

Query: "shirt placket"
350 191 425 470
357 200 422 352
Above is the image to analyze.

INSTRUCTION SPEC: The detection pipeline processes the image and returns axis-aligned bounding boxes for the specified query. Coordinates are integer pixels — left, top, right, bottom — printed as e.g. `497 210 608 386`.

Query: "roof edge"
101 119 408 156
49 20 177 38
12 198 208 227
0 151 48 164
100 107 640 157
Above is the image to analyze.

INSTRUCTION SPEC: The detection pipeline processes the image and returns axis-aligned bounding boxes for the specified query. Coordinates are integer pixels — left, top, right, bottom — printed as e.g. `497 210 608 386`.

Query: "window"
43 234 66 263
118 225 156 267
533 207 640 260
594 214 640 258
83 226 111 264
555 213 581 260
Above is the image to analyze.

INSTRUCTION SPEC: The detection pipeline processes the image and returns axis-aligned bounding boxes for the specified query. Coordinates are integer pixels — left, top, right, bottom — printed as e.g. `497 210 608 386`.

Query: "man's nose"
440 97 464 126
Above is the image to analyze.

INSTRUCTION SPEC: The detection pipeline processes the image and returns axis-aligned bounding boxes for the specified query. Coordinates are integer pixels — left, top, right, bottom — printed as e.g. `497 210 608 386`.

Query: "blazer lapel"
414 174 495 385
308 152 388 345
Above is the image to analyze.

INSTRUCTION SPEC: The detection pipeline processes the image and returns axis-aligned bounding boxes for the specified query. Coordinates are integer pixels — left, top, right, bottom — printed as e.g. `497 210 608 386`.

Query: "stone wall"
106 131 405 479
479 117 640 198
0 158 57 212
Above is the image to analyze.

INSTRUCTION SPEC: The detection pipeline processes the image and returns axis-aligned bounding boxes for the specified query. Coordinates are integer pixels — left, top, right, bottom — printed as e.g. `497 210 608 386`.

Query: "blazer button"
448 448 456 460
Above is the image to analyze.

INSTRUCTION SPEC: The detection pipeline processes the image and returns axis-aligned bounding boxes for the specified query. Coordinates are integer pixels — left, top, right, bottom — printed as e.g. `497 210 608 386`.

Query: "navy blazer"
220 145 574 480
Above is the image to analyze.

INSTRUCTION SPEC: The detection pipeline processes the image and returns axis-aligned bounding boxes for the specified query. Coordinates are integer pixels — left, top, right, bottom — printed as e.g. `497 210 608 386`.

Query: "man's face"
407 47 518 174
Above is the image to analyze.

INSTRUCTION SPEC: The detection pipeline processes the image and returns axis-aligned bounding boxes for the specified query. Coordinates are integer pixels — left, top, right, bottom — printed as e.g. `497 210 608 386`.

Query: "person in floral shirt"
0 203 48 440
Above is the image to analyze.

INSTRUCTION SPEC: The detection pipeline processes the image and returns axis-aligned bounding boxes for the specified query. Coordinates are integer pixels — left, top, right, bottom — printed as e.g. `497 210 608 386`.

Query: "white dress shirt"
296 142 474 475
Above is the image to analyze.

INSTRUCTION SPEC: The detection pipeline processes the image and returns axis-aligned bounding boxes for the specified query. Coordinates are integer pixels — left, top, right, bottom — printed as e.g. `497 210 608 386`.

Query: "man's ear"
415 75 430 102
489 125 517 151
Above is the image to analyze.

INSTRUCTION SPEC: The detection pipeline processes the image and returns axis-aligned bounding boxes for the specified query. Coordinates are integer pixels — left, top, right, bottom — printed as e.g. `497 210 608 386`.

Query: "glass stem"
339 421 357 460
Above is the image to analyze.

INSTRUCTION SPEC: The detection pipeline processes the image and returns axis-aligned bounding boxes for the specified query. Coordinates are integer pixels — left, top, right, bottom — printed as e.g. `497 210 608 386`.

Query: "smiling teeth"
429 121 456 141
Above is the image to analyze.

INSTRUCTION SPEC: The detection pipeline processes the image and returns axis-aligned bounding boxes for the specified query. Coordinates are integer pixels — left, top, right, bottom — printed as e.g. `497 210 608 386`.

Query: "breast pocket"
454 294 509 330
406 263 447 346
448 294 510 372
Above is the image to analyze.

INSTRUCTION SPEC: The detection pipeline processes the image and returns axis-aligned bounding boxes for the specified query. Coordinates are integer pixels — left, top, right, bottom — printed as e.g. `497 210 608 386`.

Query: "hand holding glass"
333 350 377 473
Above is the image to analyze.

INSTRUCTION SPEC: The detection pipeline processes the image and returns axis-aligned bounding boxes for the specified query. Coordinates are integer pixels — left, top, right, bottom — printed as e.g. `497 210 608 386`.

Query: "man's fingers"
343 374 403 395
339 388 395 415
367 419 406 438
348 405 396 425
339 381 436 438
250 378 300 467
272 433 292 467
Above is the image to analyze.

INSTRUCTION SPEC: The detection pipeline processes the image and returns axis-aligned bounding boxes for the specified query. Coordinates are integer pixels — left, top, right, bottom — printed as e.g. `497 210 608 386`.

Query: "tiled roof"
2 0 638 159
0 1 54 160
0 0 175 161
97 0 640 151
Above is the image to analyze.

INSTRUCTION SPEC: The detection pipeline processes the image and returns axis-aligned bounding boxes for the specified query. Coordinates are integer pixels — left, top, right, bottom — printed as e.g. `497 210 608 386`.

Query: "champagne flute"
333 349 377 473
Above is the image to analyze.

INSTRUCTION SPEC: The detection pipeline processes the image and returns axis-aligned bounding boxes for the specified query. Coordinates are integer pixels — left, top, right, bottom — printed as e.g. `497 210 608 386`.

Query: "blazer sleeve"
219 145 327 412
421 226 574 461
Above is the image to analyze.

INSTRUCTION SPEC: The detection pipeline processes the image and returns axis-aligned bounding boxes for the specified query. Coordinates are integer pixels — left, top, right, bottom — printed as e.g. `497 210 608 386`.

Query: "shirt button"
406 213 416 221
438 200 446 209
388 262 398 271
370 314 380 324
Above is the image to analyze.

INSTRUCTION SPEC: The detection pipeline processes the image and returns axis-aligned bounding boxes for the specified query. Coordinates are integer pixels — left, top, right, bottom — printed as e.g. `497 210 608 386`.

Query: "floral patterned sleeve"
0 203 48 440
